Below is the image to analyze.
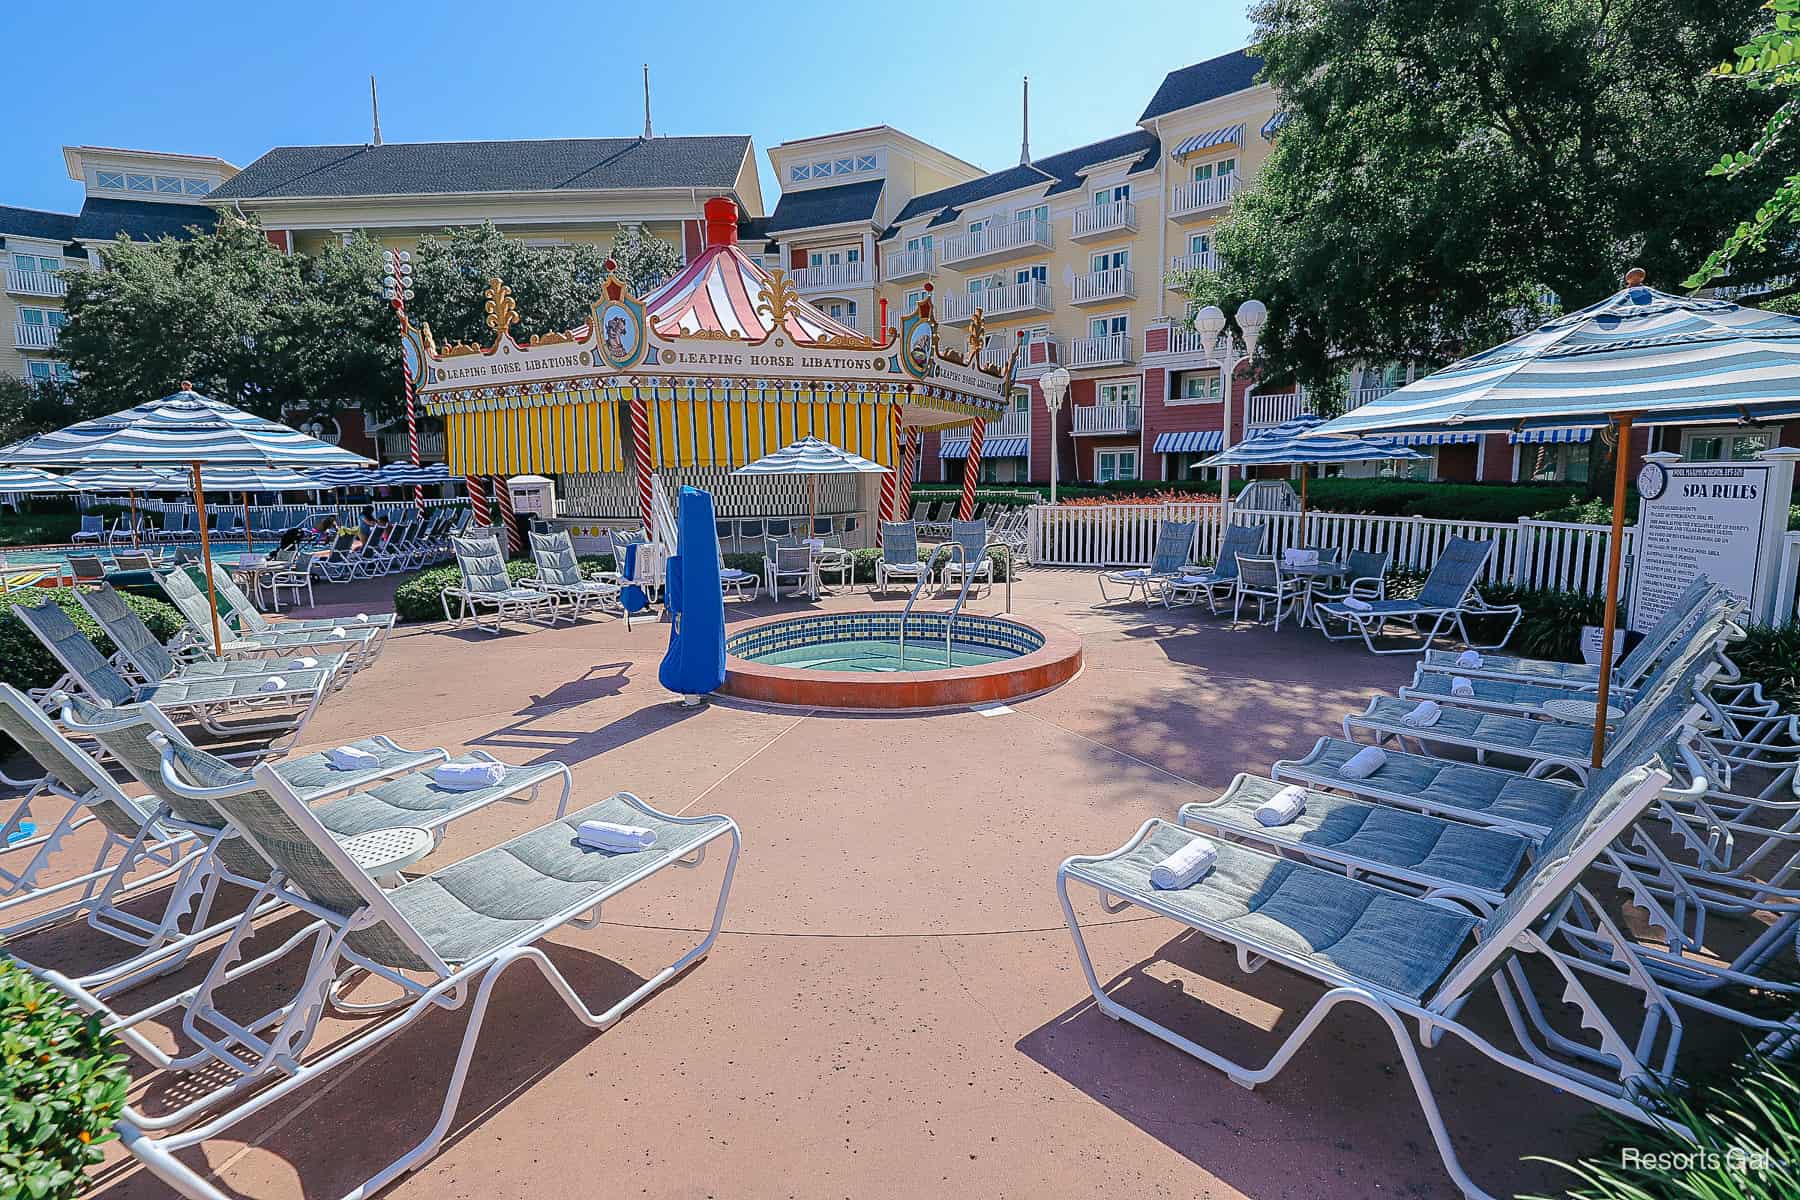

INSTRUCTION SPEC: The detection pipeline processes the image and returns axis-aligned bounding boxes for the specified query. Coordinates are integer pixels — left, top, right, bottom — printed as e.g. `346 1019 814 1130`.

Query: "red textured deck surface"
26 570 1636 1200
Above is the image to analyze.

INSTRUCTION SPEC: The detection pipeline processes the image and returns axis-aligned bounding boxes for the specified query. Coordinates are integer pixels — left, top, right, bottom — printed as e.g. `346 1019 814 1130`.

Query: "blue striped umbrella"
0 467 77 493
374 462 452 485
732 437 888 537
1202 413 1426 522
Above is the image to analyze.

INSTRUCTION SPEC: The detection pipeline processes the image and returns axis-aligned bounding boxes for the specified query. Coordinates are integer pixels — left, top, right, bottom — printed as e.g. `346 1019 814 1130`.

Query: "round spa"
721 610 1082 711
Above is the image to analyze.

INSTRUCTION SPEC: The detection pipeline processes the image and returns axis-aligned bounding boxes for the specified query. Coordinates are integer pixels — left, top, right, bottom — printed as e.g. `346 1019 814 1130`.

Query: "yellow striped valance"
445 390 623 476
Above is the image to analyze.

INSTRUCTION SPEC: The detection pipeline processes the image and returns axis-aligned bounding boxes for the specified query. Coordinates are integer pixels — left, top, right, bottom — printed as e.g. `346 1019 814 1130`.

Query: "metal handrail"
897 541 964 670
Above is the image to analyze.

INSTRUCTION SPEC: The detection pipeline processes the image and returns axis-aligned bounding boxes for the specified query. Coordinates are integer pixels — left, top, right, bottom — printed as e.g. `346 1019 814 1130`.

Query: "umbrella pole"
192 463 224 658
1299 468 1309 539
128 489 140 548
244 492 252 557
1590 412 1636 769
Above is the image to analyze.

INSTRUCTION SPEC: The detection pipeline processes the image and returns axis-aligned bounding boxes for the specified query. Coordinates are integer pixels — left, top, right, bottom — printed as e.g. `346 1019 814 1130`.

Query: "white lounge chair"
1313 536 1522 654
1097 520 1195 605
441 533 561 632
873 522 929 595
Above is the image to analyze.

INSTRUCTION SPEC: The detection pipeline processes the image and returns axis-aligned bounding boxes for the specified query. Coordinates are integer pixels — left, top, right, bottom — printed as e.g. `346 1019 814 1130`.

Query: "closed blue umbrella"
658 487 727 704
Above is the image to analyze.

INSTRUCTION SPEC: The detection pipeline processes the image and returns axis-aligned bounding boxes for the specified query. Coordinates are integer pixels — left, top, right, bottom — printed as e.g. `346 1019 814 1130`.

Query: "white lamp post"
1040 365 1072 505
1194 299 1265 506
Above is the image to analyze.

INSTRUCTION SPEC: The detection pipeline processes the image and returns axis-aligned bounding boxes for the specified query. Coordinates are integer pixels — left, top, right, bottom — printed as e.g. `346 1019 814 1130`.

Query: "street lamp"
1194 299 1266 507
382 249 421 512
1040 365 1072 505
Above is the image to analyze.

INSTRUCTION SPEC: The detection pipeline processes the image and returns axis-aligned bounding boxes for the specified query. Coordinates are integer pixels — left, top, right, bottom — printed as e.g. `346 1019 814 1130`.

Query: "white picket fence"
1774 530 1800 625
1027 503 1632 597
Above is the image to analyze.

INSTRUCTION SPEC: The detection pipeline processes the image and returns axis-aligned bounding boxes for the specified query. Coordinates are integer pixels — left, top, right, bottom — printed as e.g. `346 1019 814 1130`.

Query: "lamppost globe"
1235 298 1268 356
1041 366 1071 413
1193 304 1227 356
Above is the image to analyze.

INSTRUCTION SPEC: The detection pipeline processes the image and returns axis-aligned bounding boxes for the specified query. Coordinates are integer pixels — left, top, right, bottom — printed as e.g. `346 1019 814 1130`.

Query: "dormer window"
184 179 211 195
97 171 125 189
790 164 811 182
127 174 155 191
855 154 877 171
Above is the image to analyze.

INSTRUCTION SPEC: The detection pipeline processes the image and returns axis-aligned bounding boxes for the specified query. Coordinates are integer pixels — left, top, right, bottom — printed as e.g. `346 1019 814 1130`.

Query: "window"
1168 452 1217 482
96 171 125 189
18 308 46 325
968 218 990 239
819 299 859 329
1010 389 1030 413
1093 184 1130 206
1097 381 1139 407
27 362 51 383
126 174 155 191
1191 157 1236 182
1021 324 1051 344
811 160 832 178
46 311 67 329
1015 264 1047 286
1520 442 1592 484
1015 204 1048 227
1684 427 1775 462
905 234 933 254
184 178 211 195
13 254 62 274
905 289 926 311
155 176 184 194
1089 314 1128 340
790 164 811 182
1173 369 1223 402
855 153 878 171
1188 233 1211 255
1097 449 1138 483
1091 249 1129 273
834 158 854 175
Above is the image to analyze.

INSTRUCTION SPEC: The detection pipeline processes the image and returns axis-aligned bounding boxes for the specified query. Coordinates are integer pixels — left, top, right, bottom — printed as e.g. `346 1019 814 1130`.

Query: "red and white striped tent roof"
641 240 864 344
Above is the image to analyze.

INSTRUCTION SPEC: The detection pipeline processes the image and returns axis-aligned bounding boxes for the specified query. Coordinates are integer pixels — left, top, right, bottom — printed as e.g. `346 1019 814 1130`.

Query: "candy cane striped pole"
493 475 518 555
629 392 655 535
897 429 920 524
957 418 986 520
466 475 491 526
878 402 902 536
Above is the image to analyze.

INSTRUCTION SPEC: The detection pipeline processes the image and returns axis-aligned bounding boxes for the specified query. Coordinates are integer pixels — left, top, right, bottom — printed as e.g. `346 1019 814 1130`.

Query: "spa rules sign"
1629 455 1796 632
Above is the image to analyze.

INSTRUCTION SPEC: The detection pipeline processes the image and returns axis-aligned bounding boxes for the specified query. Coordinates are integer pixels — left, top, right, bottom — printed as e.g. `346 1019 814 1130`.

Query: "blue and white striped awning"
1172 124 1245 158
1153 431 1224 454
1310 285 1800 439
1508 427 1594 445
1200 414 1427 466
1390 432 1481 446
376 462 453 484
940 436 1029 459
1261 111 1292 139
730 436 889 476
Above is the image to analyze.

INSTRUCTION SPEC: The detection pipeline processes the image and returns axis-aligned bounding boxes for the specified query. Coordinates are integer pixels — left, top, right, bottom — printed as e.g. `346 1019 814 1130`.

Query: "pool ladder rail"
896 539 999 670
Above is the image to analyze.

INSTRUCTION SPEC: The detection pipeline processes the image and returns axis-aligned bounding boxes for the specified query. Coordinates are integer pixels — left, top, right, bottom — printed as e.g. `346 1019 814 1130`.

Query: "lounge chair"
12 600 334 753
937 519 994 596
1098 521 1195 605
1300 549 1390 627
117 769 738 1200
1313 536 1523 654
67 554 107 585
70 514 104 544
441 533 560 632
1231 555 1306 628
158 567 383 672
113 551 158 572
310 530 363 582
528 529 622 616
1057 762 1682 1200
765 544 818 602
873 522 929 595
1160 522 1268 611
204 560 396 640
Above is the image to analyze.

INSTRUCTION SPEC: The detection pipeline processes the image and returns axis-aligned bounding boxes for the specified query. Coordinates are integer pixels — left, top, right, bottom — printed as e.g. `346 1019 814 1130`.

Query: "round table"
1540 697 1624 725
1282 561 1349 628
340 826 434 886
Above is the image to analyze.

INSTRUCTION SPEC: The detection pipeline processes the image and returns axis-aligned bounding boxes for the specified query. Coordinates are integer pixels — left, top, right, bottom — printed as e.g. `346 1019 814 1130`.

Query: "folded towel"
258 676 287 693
1255 785 1308 827
431 759 506 791
1456 650 1482 668
1344 596 1373 612
326 744 379 771
1450 676 1475 698
288 656 319 670
1150 837 1218 890
1281 548 1320 568
1401 699 1442 728
576 820 658 853
331 626 347 637
1341 745 1388 779
354 613 369 622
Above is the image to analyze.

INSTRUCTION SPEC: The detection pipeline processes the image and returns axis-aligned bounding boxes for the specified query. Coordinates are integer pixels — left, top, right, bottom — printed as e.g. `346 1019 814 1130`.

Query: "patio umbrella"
1199 413 1425 526
0 385 370 655
63 467 182 549
0 467 77 493
730 436 889 541
1308 272 1800 766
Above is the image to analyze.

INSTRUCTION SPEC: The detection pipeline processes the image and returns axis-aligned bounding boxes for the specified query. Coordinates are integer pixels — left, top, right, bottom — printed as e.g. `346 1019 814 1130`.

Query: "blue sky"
1 0 1255 215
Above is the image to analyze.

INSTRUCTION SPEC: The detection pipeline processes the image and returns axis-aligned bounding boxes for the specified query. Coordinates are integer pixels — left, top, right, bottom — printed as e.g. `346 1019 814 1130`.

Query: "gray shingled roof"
210 136 752 200
1036 130 1160 196
891 163 1053 226
766 179 883 233
0 205 78 246
886 130 1160 229
74 198 217 242
1140 49 1264 123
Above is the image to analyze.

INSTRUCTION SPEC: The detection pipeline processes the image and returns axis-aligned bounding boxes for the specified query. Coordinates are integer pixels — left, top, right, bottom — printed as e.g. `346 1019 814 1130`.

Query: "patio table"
1282 560 1349 628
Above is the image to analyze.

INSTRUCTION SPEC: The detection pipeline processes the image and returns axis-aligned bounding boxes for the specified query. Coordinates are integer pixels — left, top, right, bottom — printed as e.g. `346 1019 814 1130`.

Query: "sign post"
1629 447 1800 630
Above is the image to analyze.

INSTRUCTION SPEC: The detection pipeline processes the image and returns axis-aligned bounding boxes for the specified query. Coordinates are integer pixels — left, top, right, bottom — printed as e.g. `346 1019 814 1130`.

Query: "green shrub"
1730 623 1800 711
0 588 188 694
0 958 129 1200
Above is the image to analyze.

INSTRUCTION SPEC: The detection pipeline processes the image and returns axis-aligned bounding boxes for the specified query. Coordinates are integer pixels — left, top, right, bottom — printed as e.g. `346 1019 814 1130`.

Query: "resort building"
2 146 231 386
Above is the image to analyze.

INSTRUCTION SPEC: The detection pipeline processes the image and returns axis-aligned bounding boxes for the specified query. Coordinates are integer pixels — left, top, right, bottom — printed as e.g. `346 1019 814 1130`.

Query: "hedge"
0 587 188 694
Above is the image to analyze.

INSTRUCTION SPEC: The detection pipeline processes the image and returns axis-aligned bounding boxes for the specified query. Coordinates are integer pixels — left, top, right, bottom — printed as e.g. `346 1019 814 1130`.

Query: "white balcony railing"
1346 385 1396 411
791 261 871 292
1071 200 1136 240
986 408 1032 439
883 247 933 282
940 218 1053 267
1170 173 1240 218
1071 402 1141 435
1245 391 1307 429
14 322 58 350
381 428 448 461
1167 250 1218 278
1069 333 1133 368
1070 267 1135 305
937 280 1053 324
5 268 67 298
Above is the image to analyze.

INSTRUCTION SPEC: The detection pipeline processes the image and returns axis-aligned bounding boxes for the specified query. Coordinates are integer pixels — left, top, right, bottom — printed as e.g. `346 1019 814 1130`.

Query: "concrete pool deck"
24 566 1719 1199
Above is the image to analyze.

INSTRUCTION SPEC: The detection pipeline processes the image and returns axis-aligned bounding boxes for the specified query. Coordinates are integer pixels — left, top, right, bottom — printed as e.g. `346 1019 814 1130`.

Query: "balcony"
985 408 1032 439
1070 267 1136 306
939 218 1052 269
1347 385 1396 412
937 280 1053 325
791 261 872 292
380 428 448 462
1169 174 1240 220
883 247 933 282
14 322 58 350
1167 249 1218 281
1071 200 1136 241
1070 402 1141 436
6 268 67 298
1245 390 1307 430
1069 333 1133 369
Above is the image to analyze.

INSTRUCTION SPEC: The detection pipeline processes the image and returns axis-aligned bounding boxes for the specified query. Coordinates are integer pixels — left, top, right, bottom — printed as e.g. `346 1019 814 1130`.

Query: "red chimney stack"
703 197 739 248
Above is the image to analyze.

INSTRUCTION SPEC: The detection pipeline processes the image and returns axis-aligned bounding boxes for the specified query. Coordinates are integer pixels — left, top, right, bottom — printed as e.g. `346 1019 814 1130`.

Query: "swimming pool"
0 541 282 569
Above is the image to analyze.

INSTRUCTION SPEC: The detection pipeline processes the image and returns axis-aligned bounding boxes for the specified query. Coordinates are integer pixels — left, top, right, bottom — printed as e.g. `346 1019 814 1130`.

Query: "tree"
606 225 682 296
0 373 96 446
1197 1 1790 393
407 223 613 347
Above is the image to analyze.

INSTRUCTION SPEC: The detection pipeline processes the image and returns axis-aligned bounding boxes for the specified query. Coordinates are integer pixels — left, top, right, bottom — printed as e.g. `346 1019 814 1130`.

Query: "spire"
1018 76 1030 166
370 75 383 146
642 64 653 140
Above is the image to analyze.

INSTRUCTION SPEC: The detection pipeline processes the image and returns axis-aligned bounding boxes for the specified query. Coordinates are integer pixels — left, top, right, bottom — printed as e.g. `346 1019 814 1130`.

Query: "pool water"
755 637 1014 672
0 540 281 568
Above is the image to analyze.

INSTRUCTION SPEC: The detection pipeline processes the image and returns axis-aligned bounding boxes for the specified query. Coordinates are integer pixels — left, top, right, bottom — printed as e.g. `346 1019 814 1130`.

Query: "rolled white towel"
288 656 319 670
1456 650 1482 668
330 626 347 637
576 820 657 853
1401 699 1442 728
1255 785 1308 827
1341 745 1388 779
1343 596 1373 612
258 676 287 693
326 744 379 771
1150 836 1218 890
431 759 506 791
353 613 370 622
1450 676 1475 698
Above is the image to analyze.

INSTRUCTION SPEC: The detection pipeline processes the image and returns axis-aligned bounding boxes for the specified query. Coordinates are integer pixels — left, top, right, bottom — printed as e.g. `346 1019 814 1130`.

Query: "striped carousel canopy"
1312 284 1800 439
1203 414 1426 467
730 436 890 476
0 388 374 469
0 466 76 493
642 241 866 344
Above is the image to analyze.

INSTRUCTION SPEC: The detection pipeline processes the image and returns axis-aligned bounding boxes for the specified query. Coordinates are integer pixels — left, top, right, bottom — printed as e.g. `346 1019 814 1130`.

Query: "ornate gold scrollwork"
754 268 800 330
484 278 519 345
